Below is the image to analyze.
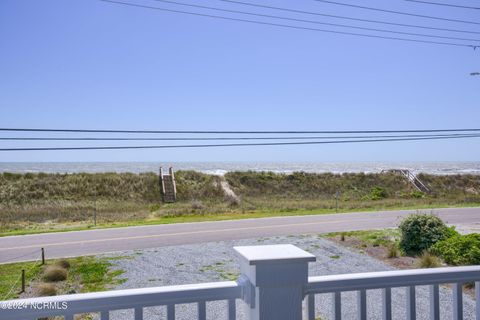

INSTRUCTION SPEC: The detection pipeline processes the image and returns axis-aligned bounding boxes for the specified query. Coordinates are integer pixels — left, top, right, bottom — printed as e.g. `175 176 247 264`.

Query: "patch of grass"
0 255 127 300
325 229 400 247
199 262 239 281
0 261 42 300
67 256 127 292
329 255 340 259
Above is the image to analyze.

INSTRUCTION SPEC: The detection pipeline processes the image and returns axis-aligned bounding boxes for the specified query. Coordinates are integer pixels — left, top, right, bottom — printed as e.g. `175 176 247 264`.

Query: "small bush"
225 193 241 207
368 187 388 200
36 283 57 296
431 233 480 265
399 213 456 255
43 266 68 282
417 251 441 268
387 243 400 258
191 200 204 210
55 259 71 269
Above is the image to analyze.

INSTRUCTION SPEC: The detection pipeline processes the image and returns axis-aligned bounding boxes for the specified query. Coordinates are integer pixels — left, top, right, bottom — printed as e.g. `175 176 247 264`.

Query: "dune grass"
1 170 479 236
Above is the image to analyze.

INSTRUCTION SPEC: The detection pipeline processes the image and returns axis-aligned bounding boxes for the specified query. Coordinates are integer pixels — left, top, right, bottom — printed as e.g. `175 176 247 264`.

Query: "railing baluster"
406 286 416 320
228 299 236 320
453 282 463 320
357 289 367 320
333 291 341 320
100 310 109 320
429 284 440 320
476 281 480 320
303 293 315 320
167 304 175 320
382 287 392 320
198 301 206 320
134 306 143 320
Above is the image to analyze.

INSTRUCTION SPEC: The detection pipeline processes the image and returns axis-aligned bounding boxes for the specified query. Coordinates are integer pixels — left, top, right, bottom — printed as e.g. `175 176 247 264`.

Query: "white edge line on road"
3 206 464 240
0 216 393 252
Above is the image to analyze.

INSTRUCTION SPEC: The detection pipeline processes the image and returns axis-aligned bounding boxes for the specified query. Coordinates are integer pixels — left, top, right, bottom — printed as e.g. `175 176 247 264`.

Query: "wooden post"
234 244 316 320
20 269 25 293
41 247 45 265
169 167 177 201
159 167 165 199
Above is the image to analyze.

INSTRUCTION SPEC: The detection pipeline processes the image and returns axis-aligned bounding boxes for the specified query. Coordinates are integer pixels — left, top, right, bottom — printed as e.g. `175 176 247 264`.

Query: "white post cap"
234 244 316 265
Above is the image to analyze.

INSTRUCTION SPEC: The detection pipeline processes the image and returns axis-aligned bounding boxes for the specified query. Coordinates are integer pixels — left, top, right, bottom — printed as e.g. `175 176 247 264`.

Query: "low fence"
1 244 479 320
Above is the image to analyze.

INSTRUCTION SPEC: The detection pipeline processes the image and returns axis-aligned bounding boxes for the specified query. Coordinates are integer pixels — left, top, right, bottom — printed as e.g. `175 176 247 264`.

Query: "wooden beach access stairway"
159 167 177 203
383 169 431 194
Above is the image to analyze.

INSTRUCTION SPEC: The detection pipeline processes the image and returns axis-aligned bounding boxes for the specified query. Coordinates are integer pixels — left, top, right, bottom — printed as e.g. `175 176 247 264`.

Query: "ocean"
0 162 479 175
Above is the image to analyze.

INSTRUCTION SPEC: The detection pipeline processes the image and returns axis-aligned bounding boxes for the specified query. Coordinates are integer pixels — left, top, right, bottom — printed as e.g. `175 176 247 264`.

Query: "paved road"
1 207 479 264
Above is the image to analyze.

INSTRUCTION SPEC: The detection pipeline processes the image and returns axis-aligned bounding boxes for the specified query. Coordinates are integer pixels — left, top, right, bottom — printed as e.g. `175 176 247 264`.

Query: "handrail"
306 266 480 294
0 281 241 320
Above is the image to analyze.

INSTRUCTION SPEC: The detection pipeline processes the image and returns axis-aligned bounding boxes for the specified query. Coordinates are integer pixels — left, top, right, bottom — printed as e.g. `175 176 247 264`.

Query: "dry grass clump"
417 251 442 268
43 266 68 282
36 283 57 296
55 259 71 269
387 243 400 258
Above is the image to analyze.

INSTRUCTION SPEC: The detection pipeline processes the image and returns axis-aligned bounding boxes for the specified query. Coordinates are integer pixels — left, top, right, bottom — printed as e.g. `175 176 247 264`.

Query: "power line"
219 0 480 35
315 0 480 26
3 127 480 134
1 134 479 151
99 0 476 48
2 133 480 141
146 0 480 42
405 0 480 10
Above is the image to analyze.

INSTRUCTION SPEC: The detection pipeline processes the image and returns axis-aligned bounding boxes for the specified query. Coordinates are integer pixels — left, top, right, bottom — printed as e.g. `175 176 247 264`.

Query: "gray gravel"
101 235 477 320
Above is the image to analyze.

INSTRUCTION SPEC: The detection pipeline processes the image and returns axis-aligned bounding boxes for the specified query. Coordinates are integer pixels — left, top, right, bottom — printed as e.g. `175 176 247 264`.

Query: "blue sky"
0 0 479 162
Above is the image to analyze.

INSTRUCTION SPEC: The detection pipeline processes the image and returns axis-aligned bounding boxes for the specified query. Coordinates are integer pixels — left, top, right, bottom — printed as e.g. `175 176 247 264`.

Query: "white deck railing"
1 244 479 320
0 281 242 320
305 266 480 320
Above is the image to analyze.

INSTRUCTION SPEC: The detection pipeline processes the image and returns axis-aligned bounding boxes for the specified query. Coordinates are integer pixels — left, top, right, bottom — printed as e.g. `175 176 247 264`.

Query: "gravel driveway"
102 234 477 320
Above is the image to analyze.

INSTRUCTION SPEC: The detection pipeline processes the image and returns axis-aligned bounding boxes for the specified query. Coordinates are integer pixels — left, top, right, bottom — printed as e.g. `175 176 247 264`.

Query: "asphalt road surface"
1 207 479 264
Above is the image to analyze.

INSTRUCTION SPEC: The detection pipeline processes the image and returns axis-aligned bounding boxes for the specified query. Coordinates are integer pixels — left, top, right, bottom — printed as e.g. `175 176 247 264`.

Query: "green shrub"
369 187 387 200
408 190 425 199
399 214 457 255
431 233 480 265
